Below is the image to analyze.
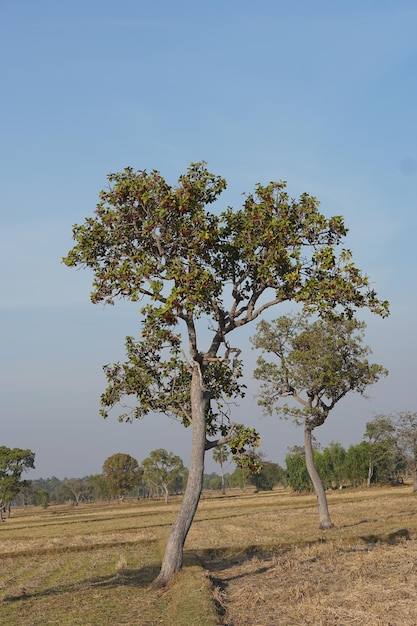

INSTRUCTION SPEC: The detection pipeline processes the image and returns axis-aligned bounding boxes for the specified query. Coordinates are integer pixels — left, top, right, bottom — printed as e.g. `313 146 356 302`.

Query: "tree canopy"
0 446 35 521
142 449 186 503
63 161 388 584
102 453 141 499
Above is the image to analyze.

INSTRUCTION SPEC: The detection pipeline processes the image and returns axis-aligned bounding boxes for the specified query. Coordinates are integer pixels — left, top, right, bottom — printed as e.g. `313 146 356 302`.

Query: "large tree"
0 446 35 521
63 161 388 585
251 314 387 528
142 449 186 503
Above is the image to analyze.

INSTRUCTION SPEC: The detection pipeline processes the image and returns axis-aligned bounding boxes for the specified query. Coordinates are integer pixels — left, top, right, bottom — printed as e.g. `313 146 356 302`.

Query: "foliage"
252 314 387 429
63 161 388 448
102 453 141 498
251 461 285 491
285 449 313 492
343 442 370 487
364 415 404 486
141 449 186 503
228 466 250 490
61 477 94 505
391 410 417 489
0 446 35 519
318 441 347 488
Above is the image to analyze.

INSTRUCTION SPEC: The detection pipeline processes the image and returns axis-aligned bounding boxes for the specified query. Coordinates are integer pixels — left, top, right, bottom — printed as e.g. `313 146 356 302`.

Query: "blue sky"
1 1 416 479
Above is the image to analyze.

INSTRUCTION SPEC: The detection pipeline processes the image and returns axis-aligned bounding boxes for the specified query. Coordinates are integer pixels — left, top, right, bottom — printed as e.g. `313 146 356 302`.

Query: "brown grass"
1 488 417 625
189 487 417 625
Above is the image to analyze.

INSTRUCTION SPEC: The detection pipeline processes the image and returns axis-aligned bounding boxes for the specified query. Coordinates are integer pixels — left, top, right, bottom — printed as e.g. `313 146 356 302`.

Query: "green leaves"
252 314 388 430
0 447 35 508
64 161 389 440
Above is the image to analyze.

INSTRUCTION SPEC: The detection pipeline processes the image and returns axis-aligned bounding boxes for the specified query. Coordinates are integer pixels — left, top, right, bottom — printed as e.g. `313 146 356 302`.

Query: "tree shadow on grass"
2 563 162 603
360 527 411 546
195 544 284 583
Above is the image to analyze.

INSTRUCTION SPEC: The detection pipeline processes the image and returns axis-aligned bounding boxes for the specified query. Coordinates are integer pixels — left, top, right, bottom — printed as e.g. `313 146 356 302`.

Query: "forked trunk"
153 367 207 587
304 427 334 530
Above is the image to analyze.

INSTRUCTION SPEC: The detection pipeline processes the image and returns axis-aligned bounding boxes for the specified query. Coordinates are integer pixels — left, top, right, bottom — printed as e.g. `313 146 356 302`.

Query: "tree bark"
304 427 334 530
412 468 417 493
367 462 373 488
153 366 207 587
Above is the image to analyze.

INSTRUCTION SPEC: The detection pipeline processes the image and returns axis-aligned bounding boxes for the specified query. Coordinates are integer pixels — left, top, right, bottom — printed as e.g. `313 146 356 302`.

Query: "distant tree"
252 314 387 529
142 449 186 504
89 473 109 500
208 475 223 490
228 466 249 490
63 160 388 585
364 415 402 486
61 477 93 505
391 411 417 490
0 447 35 521
285 446 313 492
212 445 230 494
320 442 347 489
251 460 285 491
38 489 49 509
103 453 141 499
343 442 370 487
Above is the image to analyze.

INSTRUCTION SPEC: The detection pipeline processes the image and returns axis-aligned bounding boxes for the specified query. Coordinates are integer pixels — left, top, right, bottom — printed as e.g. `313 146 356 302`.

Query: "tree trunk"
163 484 169 504
220 462 226 495
153 366 207 587
367 462 373 488
304 427 334 530
412 468 417 493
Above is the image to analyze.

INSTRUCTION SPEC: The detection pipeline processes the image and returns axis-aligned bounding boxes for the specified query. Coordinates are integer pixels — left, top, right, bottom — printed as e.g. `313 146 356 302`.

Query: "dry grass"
1 488 417 625
0 500 217 626
189 487 417 625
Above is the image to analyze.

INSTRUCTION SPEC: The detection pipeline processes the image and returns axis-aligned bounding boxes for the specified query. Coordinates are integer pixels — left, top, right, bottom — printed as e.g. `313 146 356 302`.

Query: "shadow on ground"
2 563 161 603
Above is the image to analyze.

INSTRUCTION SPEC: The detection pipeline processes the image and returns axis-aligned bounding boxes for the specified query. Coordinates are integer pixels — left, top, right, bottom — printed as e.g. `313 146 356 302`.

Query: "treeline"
205 412 417 494
5 412 416 510
11 449 188 508
278 412 416 493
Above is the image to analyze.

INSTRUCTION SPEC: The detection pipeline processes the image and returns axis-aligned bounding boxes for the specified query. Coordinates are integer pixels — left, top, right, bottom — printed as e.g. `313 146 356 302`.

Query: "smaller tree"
252 314 387 529
142 449 186 504
0 447 35 521
61 477 93 505
103 453 141 499
212 445 230 494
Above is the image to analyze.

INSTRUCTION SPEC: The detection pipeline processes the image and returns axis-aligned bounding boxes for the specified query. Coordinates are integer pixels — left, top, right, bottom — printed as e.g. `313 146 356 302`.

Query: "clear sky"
1 1 416 479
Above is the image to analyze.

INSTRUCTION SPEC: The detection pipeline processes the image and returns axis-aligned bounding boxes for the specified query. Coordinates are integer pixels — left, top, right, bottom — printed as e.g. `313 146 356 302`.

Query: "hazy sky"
1 1 416 479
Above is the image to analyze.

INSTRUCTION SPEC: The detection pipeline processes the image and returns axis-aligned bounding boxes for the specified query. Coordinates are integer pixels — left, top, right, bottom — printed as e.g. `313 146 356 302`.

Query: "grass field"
1 486 417 625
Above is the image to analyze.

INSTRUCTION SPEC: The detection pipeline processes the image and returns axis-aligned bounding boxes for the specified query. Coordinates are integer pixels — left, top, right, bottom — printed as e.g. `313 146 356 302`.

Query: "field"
1 486 417 625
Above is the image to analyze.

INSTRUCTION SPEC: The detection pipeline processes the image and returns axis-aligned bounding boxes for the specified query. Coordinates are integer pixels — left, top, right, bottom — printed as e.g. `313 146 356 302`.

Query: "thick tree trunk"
304 428 334 530
153 367 207 587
